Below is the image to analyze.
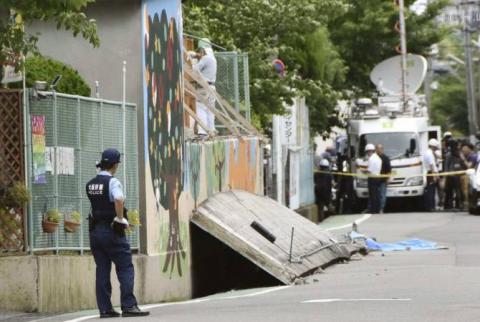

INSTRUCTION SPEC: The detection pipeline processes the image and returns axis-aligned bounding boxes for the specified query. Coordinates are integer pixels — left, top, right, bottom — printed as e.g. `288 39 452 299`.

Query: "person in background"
364 143 382 214
442 131 453 172
444 139 465 210
376 144 391 214
320 145 335 162
461 142 477 169
192 38 217 136
314 159 333 220
461 142 478 210
424 139 440 212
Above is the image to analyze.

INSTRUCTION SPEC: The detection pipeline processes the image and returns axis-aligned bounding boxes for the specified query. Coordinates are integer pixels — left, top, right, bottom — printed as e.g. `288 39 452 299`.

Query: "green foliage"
127 209 140 226
0 182 30 209
431 76 468 136
45 209 62 223
0 0 99 68
329 0 449 95
69 210 81 223
21 56 91 96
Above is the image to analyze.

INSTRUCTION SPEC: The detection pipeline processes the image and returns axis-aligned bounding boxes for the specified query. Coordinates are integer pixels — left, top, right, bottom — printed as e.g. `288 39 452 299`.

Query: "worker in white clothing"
424 139 439 211
365 143 382 214
192 38 217 136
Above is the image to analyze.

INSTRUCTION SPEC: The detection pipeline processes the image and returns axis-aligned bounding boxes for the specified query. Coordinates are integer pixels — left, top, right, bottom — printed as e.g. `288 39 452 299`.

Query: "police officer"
424 139 439 211
365 143 382 214
86 148 149 318
314 159 333 220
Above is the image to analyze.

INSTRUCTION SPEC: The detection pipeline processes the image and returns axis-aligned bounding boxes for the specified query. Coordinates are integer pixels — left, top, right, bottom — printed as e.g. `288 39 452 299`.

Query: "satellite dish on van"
370 54 427 95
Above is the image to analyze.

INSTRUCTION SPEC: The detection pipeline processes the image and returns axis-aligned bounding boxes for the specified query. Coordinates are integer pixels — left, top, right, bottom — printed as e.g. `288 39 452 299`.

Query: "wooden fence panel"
0 89 25 253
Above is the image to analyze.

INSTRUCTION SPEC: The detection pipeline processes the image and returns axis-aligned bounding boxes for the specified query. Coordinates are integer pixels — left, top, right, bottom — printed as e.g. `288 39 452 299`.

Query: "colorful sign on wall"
31 115 46 184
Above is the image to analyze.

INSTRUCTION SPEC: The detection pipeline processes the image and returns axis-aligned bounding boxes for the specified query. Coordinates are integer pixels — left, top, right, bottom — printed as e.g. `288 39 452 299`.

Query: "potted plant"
126 209 140 234
42 209 62 233
64 210 81 233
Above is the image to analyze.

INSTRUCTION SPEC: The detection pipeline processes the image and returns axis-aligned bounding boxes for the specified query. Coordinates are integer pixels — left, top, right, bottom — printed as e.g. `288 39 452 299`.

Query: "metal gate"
26 91 139 252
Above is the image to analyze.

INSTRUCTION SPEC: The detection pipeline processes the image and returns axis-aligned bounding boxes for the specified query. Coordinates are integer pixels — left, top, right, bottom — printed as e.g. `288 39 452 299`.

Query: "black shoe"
100 309 120 318
122 305 150 317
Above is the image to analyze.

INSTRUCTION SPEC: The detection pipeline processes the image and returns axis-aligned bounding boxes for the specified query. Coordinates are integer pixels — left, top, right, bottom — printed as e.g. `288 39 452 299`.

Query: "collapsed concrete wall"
192 190 349 285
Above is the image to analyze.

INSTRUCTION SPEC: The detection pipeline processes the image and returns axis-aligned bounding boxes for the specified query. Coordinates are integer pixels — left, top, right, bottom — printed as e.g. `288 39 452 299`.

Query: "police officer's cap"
101 148 121 164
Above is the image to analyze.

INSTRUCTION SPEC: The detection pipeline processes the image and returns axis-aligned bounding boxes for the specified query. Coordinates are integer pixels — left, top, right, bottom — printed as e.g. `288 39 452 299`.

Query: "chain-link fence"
215 52 250 123
26 91 139 252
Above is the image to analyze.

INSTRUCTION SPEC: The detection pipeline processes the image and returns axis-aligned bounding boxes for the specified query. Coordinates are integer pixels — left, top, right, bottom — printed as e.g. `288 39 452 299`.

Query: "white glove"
114 216 129 226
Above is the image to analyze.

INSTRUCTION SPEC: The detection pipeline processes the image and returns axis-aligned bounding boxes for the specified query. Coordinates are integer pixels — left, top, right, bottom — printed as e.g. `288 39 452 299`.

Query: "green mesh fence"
215 52 251 131
26 91 139 252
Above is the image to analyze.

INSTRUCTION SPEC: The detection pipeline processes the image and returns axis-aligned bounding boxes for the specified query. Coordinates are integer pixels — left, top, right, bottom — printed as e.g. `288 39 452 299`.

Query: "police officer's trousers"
90 223 137 312
368 178 381 214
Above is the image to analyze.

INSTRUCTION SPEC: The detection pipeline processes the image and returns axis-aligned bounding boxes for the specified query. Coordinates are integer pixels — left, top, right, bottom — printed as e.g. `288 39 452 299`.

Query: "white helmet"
365 143 375 152
198 38 212 49
443 131 452 138
319 159 330 167
428 138 440 148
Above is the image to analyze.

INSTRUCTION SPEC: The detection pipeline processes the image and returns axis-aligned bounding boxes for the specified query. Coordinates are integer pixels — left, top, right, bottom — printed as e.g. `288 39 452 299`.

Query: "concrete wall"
0 256 38 312
0 254 190 313
30 0 143 106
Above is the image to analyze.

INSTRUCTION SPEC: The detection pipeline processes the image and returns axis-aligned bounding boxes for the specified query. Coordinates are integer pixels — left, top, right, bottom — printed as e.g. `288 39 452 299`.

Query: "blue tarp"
350 231 446 252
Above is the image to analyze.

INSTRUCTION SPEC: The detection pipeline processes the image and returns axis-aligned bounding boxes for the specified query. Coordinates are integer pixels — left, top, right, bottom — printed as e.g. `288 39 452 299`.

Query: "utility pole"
462 1 478 141
398 0 408 112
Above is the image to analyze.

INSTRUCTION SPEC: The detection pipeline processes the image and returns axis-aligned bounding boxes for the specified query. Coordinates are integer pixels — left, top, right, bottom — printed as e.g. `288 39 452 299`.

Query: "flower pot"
64 220 80 233
42 220 59 233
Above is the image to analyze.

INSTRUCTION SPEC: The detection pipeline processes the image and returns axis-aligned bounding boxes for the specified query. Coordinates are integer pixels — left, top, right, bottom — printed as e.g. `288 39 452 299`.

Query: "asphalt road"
5 211 480 322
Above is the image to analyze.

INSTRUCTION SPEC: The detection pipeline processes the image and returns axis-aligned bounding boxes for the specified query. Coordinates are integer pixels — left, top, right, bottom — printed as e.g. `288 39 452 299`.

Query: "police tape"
314 169 468 179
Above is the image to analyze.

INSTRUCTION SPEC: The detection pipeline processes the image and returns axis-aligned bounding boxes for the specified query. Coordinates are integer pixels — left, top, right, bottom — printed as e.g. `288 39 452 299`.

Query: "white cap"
428 138 440 148
365 143 375 152
443 131 452 138
319 159 330 167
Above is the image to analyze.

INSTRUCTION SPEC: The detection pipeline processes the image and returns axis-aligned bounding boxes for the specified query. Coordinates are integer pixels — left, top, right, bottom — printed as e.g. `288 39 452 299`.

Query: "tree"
11 56 91 96
429 34 469 136
183 0 346 135
0 0 99 68
430 76 467 136
329 0 449 95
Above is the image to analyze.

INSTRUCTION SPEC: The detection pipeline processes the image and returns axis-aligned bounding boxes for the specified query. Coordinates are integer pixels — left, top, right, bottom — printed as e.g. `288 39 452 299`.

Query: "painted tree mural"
213 141 226 191
188 143 201 208
145 10 186 277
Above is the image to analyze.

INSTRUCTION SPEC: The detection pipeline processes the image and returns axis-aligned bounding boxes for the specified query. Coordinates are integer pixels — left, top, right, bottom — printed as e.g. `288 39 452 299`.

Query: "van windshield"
358 132 418 159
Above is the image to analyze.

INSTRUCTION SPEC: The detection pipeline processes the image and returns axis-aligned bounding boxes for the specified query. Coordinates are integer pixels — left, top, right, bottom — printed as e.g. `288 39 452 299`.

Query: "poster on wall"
45 147 75 175
31 115 46 184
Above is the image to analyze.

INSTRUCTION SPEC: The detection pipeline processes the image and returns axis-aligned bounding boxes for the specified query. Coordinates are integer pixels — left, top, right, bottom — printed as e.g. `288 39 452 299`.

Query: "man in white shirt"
424 139 439 211
193 38 217 136
365 143 382 214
